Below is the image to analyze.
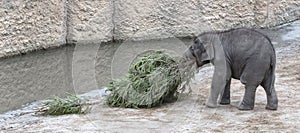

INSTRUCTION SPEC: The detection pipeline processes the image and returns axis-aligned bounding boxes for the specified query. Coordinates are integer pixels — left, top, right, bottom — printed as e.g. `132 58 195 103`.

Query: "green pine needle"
106 51 196 108
38 95 91 115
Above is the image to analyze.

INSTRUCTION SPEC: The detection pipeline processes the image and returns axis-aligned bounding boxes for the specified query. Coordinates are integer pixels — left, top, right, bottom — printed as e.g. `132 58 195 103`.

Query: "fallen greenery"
37 95 91 115
106 51 196 108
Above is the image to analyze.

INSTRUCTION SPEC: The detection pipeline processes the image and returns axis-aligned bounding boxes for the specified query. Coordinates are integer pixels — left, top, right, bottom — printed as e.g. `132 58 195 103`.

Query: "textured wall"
67 0 113 44
0 0 67 58
0 0 299 57
113 0 206 40
114 0 300 40
262 0 300 27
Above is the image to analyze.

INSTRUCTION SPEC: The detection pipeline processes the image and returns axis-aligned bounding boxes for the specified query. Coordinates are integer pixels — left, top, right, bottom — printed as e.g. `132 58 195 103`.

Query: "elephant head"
183 35 215 67
183 33 227 108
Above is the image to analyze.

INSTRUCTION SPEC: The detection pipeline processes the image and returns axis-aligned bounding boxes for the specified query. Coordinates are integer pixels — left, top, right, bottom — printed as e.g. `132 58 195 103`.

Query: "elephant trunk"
181 49 196 68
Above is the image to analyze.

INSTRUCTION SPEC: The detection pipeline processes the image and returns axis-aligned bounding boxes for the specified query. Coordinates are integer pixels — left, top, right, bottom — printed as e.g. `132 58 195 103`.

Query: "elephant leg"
206 78 223 108
205 72 227 108
238 58 269 110
261 72 278 110
220 78 231 105
238 85 258 110
205 42 231 108
206 65 231 108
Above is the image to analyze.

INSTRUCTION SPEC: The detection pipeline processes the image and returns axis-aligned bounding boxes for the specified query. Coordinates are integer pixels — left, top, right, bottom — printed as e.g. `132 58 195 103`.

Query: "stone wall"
0 0 67 57
113 0 300 40
0 0 299 57
67 0 113 44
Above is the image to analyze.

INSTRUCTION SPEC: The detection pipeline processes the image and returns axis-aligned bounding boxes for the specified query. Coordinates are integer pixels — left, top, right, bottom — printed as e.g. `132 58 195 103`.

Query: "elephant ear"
196 36 215 62
201 43 214 61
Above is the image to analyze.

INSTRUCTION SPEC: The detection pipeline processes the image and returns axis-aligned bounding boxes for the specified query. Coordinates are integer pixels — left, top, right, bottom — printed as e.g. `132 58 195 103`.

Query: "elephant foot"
265 105 277 110
265 102 278 110
205 99 217 108
220 98 230 105
238 102 254 110
239 85 257 110
266 93 278 110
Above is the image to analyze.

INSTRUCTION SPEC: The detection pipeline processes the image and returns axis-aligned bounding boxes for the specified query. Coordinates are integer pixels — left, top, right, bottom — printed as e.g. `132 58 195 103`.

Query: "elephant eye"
190 46 195 50
189 46 194 51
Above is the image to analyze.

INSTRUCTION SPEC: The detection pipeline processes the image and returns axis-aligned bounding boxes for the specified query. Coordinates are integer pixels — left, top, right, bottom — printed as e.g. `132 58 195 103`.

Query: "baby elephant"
184 28 278 110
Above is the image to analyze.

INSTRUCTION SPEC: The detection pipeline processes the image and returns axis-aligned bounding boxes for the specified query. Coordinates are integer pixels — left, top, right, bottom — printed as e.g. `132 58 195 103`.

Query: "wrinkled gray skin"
184 28 278 110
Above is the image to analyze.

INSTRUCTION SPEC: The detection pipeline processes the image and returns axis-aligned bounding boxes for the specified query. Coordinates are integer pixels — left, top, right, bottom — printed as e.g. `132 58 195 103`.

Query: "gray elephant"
183 28 278 110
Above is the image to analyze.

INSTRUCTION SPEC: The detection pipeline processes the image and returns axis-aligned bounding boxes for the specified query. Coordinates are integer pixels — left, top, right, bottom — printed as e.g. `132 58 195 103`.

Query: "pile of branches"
106 51 196 108
36 95 90 115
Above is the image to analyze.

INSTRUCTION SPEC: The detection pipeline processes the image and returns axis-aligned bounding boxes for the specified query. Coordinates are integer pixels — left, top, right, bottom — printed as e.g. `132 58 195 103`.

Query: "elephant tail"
269 45 276 89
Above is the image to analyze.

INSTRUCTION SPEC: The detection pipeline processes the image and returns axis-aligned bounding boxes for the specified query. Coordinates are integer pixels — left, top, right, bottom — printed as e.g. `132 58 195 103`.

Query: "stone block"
67 0 113 44
114 0 207 40
0 0 67 57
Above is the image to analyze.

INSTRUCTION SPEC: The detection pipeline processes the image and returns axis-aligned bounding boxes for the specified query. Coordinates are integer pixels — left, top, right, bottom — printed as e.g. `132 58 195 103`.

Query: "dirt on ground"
0 21 300 132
